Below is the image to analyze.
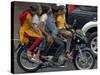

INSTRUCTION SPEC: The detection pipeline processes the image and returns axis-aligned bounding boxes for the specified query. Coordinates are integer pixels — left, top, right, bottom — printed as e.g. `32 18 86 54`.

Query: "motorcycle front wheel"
73 48 95 70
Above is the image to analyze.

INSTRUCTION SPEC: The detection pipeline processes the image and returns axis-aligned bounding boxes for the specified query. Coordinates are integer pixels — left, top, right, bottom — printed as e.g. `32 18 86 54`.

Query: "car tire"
88 32 97 56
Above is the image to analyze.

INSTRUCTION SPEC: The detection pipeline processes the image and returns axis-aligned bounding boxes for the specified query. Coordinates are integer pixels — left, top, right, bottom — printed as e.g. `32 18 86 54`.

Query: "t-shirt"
57 15 66 29
32 15 40 27
32 14 40 27
40 14 48 24
46 15 58 36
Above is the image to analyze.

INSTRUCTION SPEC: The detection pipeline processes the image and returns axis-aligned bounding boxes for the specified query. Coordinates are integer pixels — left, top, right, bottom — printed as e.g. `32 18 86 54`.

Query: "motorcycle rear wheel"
17 47 41 72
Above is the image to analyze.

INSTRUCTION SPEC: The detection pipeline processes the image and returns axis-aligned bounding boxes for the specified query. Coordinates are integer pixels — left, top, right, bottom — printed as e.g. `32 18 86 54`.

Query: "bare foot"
65 52 73 60
27 50 33 59
32 54 42 63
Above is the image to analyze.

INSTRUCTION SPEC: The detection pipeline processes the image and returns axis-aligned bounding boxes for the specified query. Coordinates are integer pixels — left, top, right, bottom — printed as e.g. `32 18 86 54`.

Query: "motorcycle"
16 20 95 72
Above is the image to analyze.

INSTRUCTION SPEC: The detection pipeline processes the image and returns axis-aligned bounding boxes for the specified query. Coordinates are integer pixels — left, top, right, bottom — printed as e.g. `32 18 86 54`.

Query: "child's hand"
41 35 45 39
71 29 75 33
47 35 53 44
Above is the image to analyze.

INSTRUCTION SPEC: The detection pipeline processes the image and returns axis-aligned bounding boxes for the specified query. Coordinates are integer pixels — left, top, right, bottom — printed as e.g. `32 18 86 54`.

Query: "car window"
78 6 97 12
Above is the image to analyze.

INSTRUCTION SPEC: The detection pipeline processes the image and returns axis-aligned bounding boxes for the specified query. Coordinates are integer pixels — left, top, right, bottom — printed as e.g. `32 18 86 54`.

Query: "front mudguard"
72 47 95 61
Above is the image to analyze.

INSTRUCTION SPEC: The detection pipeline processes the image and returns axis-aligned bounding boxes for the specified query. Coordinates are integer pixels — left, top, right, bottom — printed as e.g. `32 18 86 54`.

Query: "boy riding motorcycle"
44 5 65 62
34 4 64 62
56 5 75 59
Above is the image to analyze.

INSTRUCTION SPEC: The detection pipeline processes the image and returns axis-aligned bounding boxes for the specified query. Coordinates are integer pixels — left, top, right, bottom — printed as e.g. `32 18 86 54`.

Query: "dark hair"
42 4 50 13
30 4 38 12
51 5 59 14
58 5 65 11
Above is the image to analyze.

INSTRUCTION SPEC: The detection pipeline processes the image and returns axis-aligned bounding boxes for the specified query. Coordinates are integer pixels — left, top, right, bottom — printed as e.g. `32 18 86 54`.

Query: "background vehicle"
67 5 97 56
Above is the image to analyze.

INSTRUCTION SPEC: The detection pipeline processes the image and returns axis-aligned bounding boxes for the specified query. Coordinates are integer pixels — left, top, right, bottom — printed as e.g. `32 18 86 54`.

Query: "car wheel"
88 32 97 56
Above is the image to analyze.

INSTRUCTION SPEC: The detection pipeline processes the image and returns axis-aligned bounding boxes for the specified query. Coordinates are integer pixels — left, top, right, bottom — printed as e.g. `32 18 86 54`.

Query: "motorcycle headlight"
77 39 80 43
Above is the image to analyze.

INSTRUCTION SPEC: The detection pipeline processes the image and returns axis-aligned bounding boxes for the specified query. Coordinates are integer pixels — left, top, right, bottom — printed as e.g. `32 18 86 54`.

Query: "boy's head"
30 4 43 16
42 4 52 14
37 4 43 16
30 4 38 15
58 5 66 15
51 5 59 14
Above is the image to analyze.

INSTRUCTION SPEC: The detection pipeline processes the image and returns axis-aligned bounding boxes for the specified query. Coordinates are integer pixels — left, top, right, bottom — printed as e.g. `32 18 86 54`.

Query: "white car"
68 5 97 56
82 21 97 55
